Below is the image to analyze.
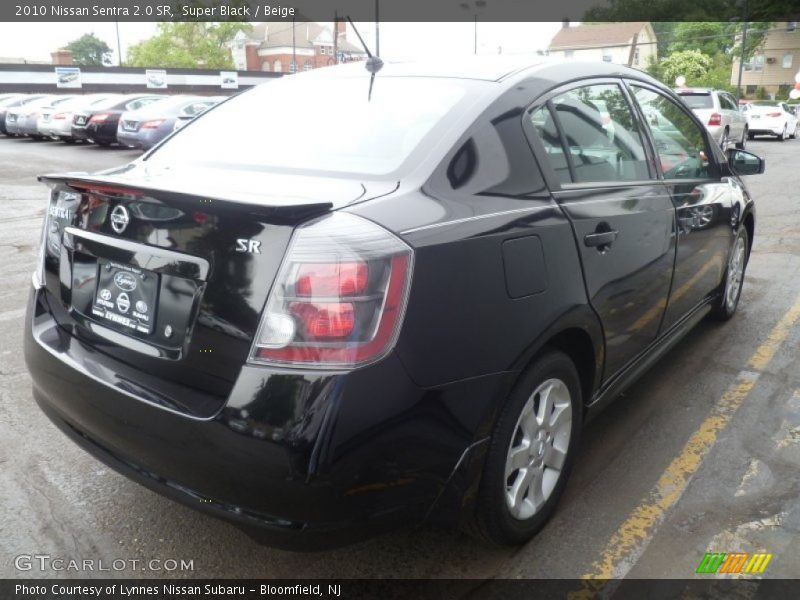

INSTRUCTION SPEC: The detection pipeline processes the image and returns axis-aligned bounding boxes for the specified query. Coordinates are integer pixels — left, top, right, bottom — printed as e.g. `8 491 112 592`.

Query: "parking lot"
1 134 800 583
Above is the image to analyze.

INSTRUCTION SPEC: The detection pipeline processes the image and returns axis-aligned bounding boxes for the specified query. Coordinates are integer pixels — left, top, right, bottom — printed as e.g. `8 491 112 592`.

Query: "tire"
96 140 112 147
778 125 786 142
748 131 755 140
470 350 583 545
710 227 749 321
60 137 75 144
736 128 747 150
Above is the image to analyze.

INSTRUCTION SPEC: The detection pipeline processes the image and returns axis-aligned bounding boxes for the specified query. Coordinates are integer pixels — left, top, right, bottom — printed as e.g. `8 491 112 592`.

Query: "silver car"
18 95 76 138
5 95 56 136
676 88 748 150
38 94 119 142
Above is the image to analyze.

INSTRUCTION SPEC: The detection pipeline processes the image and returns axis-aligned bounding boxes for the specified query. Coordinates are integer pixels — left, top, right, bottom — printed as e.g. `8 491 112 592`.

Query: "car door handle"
584 230 618 248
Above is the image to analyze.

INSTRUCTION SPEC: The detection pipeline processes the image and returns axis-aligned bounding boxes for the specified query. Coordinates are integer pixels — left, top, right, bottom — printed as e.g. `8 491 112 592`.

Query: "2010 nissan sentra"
24 58 764 550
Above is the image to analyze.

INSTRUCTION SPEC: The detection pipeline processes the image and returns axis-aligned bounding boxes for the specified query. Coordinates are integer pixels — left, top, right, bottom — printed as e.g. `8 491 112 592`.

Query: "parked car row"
675 87 799 148
0 93 226 150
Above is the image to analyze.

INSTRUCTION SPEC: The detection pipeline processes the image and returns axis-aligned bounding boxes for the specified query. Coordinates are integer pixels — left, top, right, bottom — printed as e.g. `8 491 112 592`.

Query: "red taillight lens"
141 119 165 129
250 213 413 368
53 113 67 120
290 302 355 339
766 111 782 117
295 262 368 297
89 112 111 123
708 113 722 126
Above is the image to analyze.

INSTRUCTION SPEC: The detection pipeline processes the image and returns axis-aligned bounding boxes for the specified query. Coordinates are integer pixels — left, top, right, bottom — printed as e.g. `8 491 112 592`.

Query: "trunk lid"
39 165 396 401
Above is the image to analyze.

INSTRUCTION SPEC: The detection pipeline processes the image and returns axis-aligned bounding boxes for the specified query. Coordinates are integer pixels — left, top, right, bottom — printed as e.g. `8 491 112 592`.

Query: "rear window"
678 93 714 109
146 76 471 177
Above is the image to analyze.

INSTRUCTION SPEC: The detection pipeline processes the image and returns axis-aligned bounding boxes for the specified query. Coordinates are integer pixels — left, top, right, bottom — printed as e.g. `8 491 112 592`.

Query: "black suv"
24 59 763 549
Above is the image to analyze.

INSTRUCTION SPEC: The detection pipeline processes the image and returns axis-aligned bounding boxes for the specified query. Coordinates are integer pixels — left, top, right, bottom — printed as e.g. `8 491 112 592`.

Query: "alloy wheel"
725 235 746 312
504 378 572 520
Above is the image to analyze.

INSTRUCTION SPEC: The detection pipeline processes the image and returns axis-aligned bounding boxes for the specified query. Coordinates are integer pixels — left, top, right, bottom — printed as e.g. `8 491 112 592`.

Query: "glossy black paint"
25 60 757 548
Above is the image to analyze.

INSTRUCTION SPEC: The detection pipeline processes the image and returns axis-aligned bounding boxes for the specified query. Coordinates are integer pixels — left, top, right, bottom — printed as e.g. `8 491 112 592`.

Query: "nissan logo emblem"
110 205 130 234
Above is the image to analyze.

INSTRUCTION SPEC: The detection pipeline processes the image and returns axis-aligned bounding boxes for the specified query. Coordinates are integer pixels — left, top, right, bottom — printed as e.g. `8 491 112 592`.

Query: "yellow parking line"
569 295 800 598
748 301 800 370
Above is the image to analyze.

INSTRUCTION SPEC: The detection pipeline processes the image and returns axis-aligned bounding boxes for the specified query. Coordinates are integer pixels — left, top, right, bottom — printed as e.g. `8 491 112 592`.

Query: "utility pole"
474 15 478 54
375 0 380 57
333 10 339 65
736 0 749 101
115 21 122 66
292 16 296 74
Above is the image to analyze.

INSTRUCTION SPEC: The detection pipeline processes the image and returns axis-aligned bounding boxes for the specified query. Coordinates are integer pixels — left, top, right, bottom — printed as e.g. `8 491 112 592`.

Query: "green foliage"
585 0 790 22
126 22 252 69
659 50 713 86
65 33 113 66
755 86 769 100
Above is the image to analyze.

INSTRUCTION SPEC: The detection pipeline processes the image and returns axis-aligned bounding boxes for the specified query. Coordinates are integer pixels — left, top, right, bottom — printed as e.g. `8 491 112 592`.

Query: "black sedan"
71 94 165 146
25 58 762 550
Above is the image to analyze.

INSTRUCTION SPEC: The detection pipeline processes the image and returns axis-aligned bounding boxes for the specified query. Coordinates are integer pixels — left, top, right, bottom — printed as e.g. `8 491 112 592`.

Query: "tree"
126 22 251 69
659 50 713 86
66 33 113 66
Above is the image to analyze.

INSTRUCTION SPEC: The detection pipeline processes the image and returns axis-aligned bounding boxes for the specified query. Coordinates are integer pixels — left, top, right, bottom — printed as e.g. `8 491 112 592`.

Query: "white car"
742 101 799 141
675 88 748 149
38 94 118 142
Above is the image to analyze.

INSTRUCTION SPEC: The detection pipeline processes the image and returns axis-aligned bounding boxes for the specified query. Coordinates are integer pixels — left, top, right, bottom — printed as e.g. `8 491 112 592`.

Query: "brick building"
227 21 367 73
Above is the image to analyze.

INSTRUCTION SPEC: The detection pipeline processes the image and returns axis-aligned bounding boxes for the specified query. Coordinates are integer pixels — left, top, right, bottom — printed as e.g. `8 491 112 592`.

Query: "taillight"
53 113 67 120
250 212 414 368
89 112 111 123
708 113 722 126
141 119 165 129
33 189 80 289
766 111 782 117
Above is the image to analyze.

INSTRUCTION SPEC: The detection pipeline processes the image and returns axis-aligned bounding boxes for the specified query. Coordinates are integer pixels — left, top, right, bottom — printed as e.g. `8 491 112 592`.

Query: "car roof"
299 55 552 82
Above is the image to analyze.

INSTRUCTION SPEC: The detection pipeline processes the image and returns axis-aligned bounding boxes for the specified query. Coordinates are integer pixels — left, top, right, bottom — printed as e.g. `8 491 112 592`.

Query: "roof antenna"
347 16 383 101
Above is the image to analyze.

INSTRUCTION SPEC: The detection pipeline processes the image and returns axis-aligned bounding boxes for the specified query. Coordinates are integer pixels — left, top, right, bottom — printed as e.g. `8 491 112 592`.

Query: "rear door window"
529 105 572 185
678 93 714 110
532 83 651 184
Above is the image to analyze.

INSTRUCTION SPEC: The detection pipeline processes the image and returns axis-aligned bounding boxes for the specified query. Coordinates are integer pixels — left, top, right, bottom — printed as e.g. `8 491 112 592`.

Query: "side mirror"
727 148 765 175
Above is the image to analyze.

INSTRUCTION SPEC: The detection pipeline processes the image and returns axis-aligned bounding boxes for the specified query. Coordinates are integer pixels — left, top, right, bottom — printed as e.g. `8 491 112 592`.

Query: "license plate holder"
92 261 158 335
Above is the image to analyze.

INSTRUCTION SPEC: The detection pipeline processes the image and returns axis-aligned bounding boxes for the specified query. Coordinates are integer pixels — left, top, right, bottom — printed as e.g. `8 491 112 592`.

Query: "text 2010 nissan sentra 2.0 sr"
24 58 764 549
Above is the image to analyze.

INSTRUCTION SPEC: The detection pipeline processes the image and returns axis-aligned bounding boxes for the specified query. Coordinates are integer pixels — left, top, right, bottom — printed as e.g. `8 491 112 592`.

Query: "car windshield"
678 93 714 109
146 76 471 177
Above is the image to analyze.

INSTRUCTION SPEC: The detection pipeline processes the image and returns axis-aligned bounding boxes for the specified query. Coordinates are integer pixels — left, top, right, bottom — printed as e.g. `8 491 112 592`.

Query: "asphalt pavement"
1 134 799 584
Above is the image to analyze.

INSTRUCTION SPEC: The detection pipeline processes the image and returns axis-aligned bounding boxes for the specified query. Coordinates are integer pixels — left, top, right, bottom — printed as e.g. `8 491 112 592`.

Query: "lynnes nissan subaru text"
24 58 763 549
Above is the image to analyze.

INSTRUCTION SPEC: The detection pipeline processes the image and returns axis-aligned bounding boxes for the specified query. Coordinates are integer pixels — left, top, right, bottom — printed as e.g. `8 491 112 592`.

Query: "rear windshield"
146 75 471 177
678 93 714 109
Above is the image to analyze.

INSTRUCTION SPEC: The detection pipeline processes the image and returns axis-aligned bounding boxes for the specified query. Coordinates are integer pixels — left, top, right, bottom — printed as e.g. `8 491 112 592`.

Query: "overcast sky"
0 21 563 64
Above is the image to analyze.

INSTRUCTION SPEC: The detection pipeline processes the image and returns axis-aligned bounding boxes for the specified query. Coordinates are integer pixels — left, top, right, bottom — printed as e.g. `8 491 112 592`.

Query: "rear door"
719 92 745 142
628 82 735 331
525 80 675 380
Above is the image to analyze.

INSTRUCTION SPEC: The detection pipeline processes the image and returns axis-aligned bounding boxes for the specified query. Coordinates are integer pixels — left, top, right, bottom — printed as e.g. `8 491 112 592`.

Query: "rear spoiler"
39 173 334 221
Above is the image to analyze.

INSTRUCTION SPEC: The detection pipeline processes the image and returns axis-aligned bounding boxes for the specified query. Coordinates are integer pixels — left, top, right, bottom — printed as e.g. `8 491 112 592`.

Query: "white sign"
220 71 238 89
146 69 167 89
55 67 81 89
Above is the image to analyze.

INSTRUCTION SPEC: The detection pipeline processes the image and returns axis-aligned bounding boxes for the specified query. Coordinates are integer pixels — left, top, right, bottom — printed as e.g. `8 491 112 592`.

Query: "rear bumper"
117 130 143 148
85 122 119 143
24 287 503 549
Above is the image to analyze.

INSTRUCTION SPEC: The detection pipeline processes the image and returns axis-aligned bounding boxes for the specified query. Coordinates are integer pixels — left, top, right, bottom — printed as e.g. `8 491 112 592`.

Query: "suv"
676 88 748 150
25 59 764 549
